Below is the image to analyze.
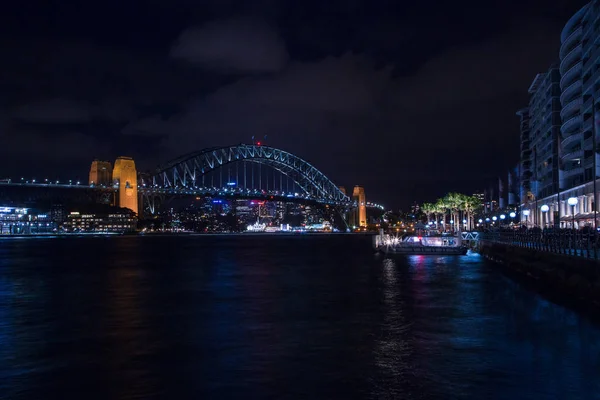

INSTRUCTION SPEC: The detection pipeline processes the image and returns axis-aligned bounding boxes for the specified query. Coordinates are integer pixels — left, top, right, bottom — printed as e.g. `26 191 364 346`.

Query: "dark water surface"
0 235 599 400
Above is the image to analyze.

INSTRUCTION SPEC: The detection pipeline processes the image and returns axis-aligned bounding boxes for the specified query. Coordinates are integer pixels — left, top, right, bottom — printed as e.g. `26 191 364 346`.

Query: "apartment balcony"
582 95 594 113
583 153 600 167
560 60 582 90
562 166 584 179
561 147 584 161
583 134 597 150
582 43 600 75
560 79 582 105
582 116 593 133
560 43 582 76
561 131 583 148
560 26 583 59
560 97 582 120
561 114 583 134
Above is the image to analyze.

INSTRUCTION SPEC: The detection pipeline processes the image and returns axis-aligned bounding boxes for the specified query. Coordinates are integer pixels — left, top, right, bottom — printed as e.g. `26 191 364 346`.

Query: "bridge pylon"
112 156 138 215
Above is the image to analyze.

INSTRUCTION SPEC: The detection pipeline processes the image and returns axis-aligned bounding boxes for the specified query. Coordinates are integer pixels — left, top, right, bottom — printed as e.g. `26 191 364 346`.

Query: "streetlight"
541 204 549 228
492 216 497 221
509 212 516 218
500 214 506 220
568 197 578 230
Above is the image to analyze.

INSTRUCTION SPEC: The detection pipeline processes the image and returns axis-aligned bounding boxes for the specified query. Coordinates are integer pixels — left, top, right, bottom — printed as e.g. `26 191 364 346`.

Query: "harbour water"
0 235 599 399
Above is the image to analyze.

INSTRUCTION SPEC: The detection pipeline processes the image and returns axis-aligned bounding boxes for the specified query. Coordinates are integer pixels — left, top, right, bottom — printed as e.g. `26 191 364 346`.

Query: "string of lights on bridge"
0 178 386 210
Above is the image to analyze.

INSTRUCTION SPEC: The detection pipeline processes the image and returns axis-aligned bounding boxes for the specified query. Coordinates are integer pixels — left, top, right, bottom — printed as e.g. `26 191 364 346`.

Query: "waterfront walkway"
482 230 600 260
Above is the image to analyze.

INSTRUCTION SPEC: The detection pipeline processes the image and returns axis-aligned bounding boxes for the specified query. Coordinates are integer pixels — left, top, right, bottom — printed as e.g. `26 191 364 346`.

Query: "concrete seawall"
478 240 600 310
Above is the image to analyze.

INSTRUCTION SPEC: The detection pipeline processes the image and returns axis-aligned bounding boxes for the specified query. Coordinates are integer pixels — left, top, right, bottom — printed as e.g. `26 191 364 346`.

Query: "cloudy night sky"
0 0 587 208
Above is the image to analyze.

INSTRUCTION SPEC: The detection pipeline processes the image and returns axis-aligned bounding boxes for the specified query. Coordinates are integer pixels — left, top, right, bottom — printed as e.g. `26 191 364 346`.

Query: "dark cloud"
170 17 289 73
13 98 92 124
388 19 561 114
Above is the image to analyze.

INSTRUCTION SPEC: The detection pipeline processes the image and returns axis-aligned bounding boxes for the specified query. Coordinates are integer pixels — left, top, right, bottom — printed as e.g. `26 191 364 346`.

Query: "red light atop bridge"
257 141 261 146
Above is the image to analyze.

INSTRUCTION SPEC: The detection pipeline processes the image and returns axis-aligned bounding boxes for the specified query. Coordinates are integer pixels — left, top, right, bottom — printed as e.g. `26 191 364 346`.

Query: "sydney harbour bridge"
0 143 382 226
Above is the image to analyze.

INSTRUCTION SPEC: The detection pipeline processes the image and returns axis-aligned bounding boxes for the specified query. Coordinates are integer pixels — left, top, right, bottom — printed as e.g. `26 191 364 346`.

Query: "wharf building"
64 209 136 233
519 2 600 228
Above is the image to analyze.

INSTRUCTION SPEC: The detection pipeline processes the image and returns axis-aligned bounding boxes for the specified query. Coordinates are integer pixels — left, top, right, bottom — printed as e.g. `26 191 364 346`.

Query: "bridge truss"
142 144 351 206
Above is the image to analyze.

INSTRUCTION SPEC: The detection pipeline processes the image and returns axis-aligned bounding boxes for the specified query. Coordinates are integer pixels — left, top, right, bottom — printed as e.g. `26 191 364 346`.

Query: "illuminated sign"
0 207 13 213
226 182 236 186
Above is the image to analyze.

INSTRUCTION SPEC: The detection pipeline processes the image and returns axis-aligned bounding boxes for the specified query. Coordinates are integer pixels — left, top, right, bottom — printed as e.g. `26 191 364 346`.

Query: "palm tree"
435 198 448 231
443 193 463 232
462 195 482 231
421 202 434 223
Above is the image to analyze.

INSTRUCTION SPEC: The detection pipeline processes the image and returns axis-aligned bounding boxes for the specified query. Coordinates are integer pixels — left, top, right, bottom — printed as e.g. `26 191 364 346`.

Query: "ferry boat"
373 230 468 256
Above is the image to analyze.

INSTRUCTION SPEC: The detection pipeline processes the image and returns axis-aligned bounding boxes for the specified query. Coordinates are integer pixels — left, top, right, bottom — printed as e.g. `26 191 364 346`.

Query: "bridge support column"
112 157 138 215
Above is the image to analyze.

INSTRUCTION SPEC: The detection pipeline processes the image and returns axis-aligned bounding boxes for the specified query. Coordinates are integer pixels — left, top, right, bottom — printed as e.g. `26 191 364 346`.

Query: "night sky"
0 0 587 209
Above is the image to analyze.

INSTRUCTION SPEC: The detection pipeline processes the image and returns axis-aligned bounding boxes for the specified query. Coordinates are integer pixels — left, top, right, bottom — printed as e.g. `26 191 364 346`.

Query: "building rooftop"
528 73 547 94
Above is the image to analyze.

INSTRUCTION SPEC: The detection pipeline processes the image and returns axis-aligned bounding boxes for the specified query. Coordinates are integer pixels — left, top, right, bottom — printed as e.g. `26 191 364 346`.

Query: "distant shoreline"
0 231 376 239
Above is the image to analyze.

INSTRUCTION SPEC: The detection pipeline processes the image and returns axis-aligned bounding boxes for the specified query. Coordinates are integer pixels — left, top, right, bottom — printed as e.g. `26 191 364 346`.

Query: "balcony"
561 131 583 148
561 114 583 134
560 26 583 58
582 40 600 74
582 115 593 133
562 166 584 179
560 97 582 120
560 43 582 75
562 147 584 161
560 79 582 105
582 95 594 113
560 60 582 90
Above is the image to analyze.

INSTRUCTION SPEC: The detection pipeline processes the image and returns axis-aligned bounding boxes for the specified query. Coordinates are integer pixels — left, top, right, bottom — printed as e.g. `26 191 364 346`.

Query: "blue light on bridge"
212 200 223 204
226 182 236 186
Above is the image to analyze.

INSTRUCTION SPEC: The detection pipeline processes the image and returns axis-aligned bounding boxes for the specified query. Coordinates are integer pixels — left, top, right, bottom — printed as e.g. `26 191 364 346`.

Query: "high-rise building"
520 2 600 228
112 157 138 215
518 67 562 226
351 186 366 227
517 108 533 202
89 160 112 186
528 67 562 200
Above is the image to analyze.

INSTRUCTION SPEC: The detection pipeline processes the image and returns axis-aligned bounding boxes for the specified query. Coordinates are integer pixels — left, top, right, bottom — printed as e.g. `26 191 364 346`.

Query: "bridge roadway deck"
0 182 355 207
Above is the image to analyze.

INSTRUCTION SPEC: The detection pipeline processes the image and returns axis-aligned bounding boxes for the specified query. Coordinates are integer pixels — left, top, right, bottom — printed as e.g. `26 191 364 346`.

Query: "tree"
421 202 434 223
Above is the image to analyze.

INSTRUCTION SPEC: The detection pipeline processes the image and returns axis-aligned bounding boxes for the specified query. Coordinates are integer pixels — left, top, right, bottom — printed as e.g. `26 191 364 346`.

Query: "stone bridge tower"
112 156 138 215
351 186 366 227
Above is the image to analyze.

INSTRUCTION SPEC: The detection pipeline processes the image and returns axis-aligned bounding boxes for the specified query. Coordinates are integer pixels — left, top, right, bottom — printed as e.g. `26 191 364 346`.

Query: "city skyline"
0 0 588 208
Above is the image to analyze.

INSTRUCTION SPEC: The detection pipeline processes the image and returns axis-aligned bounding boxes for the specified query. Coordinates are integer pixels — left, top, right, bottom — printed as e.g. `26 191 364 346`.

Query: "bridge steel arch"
146 144 351 205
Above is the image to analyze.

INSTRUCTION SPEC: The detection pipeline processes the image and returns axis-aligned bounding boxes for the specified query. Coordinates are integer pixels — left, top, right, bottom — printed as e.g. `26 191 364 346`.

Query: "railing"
481 230 600 260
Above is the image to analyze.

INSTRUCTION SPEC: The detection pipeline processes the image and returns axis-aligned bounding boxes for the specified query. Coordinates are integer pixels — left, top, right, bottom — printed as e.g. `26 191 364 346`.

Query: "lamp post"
568 197 578 230
523 209 530 228
541 204 549 228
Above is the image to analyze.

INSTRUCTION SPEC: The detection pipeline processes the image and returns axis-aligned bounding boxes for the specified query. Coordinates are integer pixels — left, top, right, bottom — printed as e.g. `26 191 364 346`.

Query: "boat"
373 229 468 255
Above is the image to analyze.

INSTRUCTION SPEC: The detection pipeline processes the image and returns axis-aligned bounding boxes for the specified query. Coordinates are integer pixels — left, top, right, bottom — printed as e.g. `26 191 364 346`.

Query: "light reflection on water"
0 236 598 400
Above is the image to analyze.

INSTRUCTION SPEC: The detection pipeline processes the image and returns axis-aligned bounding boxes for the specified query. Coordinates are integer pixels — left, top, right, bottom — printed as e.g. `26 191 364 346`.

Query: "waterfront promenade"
482 229 600 260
